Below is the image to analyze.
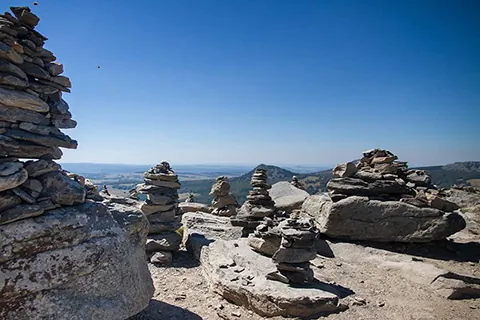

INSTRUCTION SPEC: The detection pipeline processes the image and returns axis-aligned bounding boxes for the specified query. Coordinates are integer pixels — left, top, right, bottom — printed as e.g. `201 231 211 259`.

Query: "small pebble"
377 301 385 307
231 311 241 317
335 261 343 267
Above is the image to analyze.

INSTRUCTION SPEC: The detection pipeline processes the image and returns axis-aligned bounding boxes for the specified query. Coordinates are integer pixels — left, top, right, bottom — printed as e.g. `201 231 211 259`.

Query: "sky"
9 0 479 166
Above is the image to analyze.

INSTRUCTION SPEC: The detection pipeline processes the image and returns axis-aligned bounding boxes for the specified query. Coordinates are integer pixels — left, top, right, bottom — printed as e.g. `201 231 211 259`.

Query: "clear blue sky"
11 0 479 166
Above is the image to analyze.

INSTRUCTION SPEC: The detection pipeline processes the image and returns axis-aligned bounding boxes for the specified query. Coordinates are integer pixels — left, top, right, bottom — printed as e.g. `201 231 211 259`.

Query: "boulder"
303 195 466 242
0 202 154 320
248 234 281 257
201 238 348 318
178 202 211 214
39 171 86 205
332 162 358 178
269 181 309 213
146 232 182 252
406 170 432 187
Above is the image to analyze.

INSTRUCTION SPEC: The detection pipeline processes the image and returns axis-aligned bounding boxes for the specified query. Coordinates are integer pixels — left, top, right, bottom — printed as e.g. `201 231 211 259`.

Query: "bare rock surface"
0 201 154 320
269 181 309 213
303 195 466 242
200 238 349 318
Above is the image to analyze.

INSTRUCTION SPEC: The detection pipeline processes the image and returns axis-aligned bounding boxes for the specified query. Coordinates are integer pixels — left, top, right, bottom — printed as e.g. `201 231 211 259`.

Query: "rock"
426 194 459 212
0 161 23 176
0 200 55 225
51 118 77 129
45 62 63 76
0 87 49 112
143 178 181 189
38 171 86 205
444 188 480 208
12 187 36 203
269 181 309 213
148 210 176 223
248 234 281 257
0 201 154 319
0 104 49 125
332 162 358 178
145 232 182 252
178 202 211 214
4 129 77 149
140 202 175 215
24 159 60 177
304 196 466 242
19 122 61 136
18 61 50 80
0 168 28 192
406 170 432 187
0 72 28 88
0 42 23 64
0 60 28 80
0 191 22 211
272 246 317 264
0 135 62 159
150 251 173 266
201 238 348 318
327 177 411 196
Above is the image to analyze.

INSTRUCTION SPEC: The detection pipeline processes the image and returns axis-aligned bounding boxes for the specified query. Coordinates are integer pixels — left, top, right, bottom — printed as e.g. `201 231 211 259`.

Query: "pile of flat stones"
232 168 276 235
290 175 305 190
330 148 459 211
209 176 238 216
266 218 318 285
0 7 99 225
137 161 182 265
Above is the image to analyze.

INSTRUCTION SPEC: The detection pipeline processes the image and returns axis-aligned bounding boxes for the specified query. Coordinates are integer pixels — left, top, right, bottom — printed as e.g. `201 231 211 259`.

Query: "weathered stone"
212 193 237 208
140 202 175 215
29 80 59 95
50 75 71 88
146 193 175 205
0 104 49 125
147 210 176 223
48 99 69 114
327 177 411 196
0 87 49 112
143 178 181 189
0 200 55 225
0 191 22 211
51 118 77 129
178 202 211 214
371 156 398 164
272 247 317 264
24 159 60 177
332 162 358 178
38 171 86 205
36 78 70 93
406 170 432 187
0 72 28 88
11 186 36 203
238 202 275 218
248 234 281 257
0 168 28 192
0 161 23 176
4 129 77 149
201 239 347 318
146 232 182 252
269 181 309 213
427 194 459 212
150 251 172 266
0 135 62 159
0 201 154 319
18 61 50 80
45 62 63 76
304 195 466 242
0 42 23 64
149 218 182 235
18 122 60 136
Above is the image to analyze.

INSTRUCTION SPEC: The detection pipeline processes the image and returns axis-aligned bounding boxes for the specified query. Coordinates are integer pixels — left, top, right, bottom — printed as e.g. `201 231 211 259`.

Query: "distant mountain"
442 161 480 172
232 164 296 183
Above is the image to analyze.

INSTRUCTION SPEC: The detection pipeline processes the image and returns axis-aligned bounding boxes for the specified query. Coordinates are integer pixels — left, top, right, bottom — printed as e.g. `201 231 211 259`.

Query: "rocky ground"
132 245 479 320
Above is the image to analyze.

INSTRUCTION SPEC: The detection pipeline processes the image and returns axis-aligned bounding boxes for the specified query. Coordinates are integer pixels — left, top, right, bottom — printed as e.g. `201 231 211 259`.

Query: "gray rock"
4 129 77 149
0 59 28 80
0 42 23 64
12 187 36 203
304 195 466 242
45 62 64 76
212 194 237 208
0 72 28 88
146 193 174 205
406 170 432 187
0 191 22 211
178 202 211 214
146 232 182 252
0 201 154 319
0 161 23 176
0 86 49 112
327 177 411 196
0 135 62 159
143 172 178 182
427 195 459 212
269 181 309 213
0 200 55 225
0 105 49 125
272 247 317 264
141 202 176 215
201 239 348 318
148 210 176 223
150 251 173 266
143 178 181 189
19 122 61 136
51 118 77 129
238 202 275 218
0 168 28 192
332 162 358 178
149 218 182 235
18 61 51 80
248 235 281 257
24 159 60 177
38 171 86 205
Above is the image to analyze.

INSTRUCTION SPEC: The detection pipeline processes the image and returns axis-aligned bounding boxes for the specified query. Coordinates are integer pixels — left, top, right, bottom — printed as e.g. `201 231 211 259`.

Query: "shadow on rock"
349 239 480 263
171 250 201 268
129 300 203 320
290 279 355 299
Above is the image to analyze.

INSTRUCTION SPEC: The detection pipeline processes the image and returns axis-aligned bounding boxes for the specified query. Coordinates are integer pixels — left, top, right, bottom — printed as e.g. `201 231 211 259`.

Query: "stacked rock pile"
290 176 305 190
209 176 238 216
231 168 276 235
330 148 459 211
137 161 182 264
266 218 318 285
0 7 99 225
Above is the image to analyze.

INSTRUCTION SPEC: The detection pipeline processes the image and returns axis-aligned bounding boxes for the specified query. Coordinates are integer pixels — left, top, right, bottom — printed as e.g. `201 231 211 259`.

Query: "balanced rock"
209 176 238 216
269 181 309 213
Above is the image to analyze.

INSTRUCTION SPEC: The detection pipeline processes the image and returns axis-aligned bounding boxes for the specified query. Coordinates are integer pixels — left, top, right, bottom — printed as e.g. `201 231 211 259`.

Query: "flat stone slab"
201 238 349 318
269 181 309 213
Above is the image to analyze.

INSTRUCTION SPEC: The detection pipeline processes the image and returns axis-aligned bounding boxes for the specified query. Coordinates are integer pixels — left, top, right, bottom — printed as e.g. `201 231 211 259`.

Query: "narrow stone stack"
231 168 276 235
209 176 238 216
267 218 318 285
0 7 95 225
247 217 281 257
137 161 182 264
290 176 305 190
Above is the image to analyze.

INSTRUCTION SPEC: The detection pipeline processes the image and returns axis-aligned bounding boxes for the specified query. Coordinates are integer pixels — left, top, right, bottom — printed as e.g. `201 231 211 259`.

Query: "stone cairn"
137 161 183 265
231 168 276 236
0 7 100 225
290 175 305 190
266 218 318 285
330 148 459 211
209 176 238 216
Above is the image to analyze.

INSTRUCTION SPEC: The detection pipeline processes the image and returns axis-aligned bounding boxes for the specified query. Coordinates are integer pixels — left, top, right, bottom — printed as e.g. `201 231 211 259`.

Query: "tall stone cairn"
138 161 183 264
267 218 318 285
231 168 276 235
209 175 238 216
0 6 97 225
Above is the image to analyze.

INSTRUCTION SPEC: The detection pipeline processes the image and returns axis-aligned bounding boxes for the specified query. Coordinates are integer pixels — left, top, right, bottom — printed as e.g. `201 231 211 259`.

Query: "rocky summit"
303 149 466 242
0 7 153 320
136 161 183 265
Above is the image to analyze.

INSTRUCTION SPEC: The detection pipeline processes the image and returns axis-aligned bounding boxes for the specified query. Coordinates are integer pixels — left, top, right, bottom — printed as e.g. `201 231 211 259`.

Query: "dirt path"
131 248 479 320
